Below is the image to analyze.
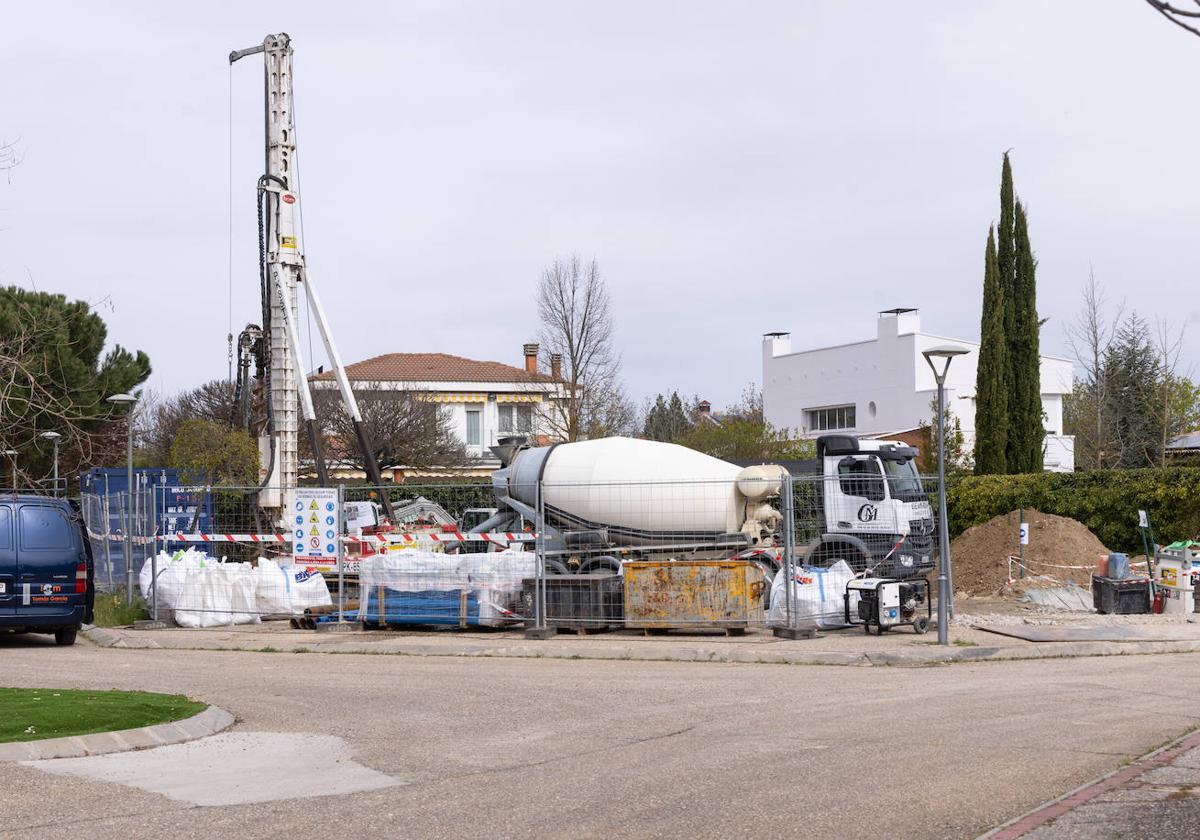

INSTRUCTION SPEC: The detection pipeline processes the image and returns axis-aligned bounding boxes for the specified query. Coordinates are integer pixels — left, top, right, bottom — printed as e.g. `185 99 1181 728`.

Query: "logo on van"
857 504 879 523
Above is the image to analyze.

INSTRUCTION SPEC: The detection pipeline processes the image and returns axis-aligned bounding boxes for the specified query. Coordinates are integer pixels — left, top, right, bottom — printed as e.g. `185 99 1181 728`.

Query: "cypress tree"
997 153 1021 471
973 225 1007 474
1012 200 1043 471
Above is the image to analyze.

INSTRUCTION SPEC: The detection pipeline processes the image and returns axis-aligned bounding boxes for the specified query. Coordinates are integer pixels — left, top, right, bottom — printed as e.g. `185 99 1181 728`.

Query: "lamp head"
106 393 137 405
922 344 970 382
40 431 62 442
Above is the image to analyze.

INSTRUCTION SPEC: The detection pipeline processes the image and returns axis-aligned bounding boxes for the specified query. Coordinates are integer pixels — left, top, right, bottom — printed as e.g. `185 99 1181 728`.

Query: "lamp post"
107 393 138 606
922 344 969 646
40 431 62 495
2 449 16 492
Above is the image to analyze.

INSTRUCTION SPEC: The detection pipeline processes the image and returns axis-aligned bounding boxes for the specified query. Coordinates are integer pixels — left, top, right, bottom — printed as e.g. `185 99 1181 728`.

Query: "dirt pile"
950 509 1109 596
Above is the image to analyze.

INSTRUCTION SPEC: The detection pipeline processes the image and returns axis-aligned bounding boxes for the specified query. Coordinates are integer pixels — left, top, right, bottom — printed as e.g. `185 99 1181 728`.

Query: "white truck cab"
802 435 935 579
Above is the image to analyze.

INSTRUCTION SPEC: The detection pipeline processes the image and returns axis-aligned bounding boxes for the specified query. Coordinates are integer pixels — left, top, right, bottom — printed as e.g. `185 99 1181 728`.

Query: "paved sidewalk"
983 729 1200 838
82 618 1200 667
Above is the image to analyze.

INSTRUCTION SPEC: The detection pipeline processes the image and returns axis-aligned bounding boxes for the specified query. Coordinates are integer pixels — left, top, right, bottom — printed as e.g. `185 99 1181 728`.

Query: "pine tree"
973 225 1008 474
1011 200 1043 471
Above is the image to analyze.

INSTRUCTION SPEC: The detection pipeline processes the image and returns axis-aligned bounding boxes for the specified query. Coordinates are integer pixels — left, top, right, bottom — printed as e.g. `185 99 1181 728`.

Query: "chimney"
697 400 711 415
550 353 562 380
523 343 539 375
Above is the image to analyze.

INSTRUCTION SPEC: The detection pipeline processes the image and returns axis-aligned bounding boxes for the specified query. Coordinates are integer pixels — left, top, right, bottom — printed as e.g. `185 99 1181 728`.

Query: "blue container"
361 588 480 627
1108 553 1130 580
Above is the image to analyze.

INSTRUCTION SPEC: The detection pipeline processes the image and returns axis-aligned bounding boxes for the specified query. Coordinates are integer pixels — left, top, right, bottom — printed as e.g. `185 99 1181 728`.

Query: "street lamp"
40 431 62 495
2 449 16 492
922 344 970 646
107 393 138 606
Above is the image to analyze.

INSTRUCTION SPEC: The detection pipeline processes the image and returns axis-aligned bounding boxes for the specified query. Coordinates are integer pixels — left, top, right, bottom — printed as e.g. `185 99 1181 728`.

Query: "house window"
806 404 856 432
499 404 533 434
465 408 482 446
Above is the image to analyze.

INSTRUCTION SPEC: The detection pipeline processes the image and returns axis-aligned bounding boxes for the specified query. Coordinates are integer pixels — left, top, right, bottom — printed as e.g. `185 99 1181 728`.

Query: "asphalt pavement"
3 633 1200 839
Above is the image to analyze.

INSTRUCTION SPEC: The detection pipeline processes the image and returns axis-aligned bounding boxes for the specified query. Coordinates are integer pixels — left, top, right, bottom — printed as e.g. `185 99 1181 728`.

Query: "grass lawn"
0 688 206 743
91 593 149 627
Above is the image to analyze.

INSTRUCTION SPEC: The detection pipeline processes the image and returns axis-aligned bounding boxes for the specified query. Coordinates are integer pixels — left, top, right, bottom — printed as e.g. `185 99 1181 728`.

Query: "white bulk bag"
289 566 332 612
768 560 858 630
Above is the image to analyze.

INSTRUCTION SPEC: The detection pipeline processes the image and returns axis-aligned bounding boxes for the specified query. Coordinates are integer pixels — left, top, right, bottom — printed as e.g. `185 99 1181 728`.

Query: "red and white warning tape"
89 528 536 545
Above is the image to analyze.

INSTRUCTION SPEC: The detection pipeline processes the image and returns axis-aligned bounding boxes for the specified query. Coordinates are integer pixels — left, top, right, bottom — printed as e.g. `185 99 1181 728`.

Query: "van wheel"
54 629 77 646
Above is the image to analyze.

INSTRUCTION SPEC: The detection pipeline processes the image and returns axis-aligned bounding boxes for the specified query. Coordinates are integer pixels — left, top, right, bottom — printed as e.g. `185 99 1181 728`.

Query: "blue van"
0 496 95 646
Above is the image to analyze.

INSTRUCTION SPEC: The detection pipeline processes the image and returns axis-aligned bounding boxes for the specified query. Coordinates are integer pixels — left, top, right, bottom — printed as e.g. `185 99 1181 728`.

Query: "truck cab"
807 435 935 579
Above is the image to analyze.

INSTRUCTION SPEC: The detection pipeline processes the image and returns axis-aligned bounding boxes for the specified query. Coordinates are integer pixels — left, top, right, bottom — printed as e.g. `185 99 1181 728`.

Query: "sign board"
291 488 339 569
1018 522 1030 546
1138 510 1149 529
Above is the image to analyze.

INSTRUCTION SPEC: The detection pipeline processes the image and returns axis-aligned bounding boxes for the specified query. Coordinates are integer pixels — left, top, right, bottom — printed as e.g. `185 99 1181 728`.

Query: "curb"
79 626 1200 668
0 704 235 762
977 727 1200 839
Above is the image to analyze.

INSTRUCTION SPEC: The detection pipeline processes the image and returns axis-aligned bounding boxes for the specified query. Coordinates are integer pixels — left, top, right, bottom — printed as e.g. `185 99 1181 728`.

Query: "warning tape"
88 528 536 545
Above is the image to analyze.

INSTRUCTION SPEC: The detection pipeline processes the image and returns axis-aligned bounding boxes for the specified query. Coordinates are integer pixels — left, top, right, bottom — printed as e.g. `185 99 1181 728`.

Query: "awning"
415 393 487 403
496 394 543 404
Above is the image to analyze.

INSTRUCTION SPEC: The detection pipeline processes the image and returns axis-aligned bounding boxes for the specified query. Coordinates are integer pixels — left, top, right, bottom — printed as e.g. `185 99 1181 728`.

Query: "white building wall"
763 311 1076 472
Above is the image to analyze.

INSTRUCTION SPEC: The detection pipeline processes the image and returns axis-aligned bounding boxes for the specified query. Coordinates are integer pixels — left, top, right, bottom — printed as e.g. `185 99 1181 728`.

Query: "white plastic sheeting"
138 552 331 626
767 560 858 630
359 548 536 626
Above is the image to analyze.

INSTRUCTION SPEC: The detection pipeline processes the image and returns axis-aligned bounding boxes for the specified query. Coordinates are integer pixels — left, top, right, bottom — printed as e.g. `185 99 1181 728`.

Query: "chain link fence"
78 472 944 635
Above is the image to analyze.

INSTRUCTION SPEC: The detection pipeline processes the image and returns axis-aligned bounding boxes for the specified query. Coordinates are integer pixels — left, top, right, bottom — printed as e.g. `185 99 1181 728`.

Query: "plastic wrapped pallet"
767 560 858 630
360 550 467 592
466 549 537 626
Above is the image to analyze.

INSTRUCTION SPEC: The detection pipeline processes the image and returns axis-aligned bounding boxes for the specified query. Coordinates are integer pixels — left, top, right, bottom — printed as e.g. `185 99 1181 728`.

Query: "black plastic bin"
1092 576 1151 615
522 573 624 632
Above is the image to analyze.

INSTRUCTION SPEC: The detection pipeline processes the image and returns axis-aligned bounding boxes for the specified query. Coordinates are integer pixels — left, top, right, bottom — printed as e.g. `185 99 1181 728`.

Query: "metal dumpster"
522 573 624 633
623 559 765 633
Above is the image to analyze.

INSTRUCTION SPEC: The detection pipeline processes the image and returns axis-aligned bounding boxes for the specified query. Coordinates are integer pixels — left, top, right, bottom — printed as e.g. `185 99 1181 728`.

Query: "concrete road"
3 634 1200 839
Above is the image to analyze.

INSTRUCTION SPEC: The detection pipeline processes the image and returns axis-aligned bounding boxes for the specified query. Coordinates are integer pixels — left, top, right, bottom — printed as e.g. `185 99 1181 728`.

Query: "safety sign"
291 487 340 568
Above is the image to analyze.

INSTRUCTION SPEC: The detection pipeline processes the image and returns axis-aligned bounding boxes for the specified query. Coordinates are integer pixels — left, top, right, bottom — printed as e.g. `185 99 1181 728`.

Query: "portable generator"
844 578 931 635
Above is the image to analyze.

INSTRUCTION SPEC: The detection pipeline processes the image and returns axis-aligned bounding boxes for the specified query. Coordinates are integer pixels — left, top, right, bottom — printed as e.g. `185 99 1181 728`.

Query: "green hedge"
946 468 1200 554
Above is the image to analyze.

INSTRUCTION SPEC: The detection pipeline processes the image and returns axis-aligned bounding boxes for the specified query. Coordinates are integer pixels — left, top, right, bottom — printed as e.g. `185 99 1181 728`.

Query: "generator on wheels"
844 578 931 635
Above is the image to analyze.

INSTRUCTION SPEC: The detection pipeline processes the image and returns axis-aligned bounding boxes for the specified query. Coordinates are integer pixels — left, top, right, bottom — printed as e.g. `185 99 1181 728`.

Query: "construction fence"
79 473 945 634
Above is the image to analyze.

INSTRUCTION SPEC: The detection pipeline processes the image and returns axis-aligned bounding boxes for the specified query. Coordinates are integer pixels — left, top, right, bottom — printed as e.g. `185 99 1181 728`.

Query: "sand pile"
950 509 1108 596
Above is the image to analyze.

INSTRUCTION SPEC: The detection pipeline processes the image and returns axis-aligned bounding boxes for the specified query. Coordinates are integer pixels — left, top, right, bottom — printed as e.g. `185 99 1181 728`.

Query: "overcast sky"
2 2 1198 411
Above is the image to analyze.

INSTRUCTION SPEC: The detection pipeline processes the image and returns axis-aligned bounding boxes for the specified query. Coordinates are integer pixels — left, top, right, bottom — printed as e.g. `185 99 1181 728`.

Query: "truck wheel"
912 617 930 635
579 556 621 576
54 628 77 646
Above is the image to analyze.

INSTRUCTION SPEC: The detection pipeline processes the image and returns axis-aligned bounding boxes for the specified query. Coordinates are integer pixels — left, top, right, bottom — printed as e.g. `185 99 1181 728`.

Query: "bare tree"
535 255 629 441
309 386 467 473
1064 271 1124 468
138 380 238 463
0 137 21 184
1151 318 1196 466
1145 1 1200 37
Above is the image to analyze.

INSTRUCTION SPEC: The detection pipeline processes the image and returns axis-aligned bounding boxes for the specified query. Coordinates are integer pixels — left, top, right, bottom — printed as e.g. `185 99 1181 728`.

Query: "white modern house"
762 309 1076 472
311 343 569 478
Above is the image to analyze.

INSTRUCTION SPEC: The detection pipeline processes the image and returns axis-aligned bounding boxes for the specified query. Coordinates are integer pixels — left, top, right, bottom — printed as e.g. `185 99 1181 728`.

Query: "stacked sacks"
138 552 331 626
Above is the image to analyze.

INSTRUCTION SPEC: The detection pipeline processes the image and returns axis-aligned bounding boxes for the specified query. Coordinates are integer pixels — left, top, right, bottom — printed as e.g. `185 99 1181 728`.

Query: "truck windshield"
883 458 924 500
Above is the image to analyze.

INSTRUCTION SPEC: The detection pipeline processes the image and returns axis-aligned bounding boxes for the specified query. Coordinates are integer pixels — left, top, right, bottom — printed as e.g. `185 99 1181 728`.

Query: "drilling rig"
230 33 393 525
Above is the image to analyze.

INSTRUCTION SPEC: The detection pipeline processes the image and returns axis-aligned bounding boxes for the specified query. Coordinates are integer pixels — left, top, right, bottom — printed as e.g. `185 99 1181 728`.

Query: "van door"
16 503 82 618
0 505 14 616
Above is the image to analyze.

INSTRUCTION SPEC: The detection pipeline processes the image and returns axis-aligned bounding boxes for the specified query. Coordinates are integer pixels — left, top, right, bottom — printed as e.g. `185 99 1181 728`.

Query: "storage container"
523 573 624 632
1092 576 1151 615
622 559 765 632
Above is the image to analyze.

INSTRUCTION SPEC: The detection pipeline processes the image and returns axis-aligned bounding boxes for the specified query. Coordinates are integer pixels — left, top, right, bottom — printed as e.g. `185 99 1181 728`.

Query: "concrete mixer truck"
473 434 934 581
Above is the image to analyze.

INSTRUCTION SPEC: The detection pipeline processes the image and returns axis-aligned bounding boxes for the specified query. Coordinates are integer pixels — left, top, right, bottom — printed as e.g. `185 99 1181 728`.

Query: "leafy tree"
1009 200 1044 471
643 391 694 441
918 396 972 477
0 286 151 483
974 225 1008 474
674 385 813 461
168 419 259 486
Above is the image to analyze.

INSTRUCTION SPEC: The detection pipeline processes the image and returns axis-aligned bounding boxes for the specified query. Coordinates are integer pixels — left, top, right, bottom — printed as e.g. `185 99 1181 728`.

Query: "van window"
0 507 10 550
20 507 73 550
